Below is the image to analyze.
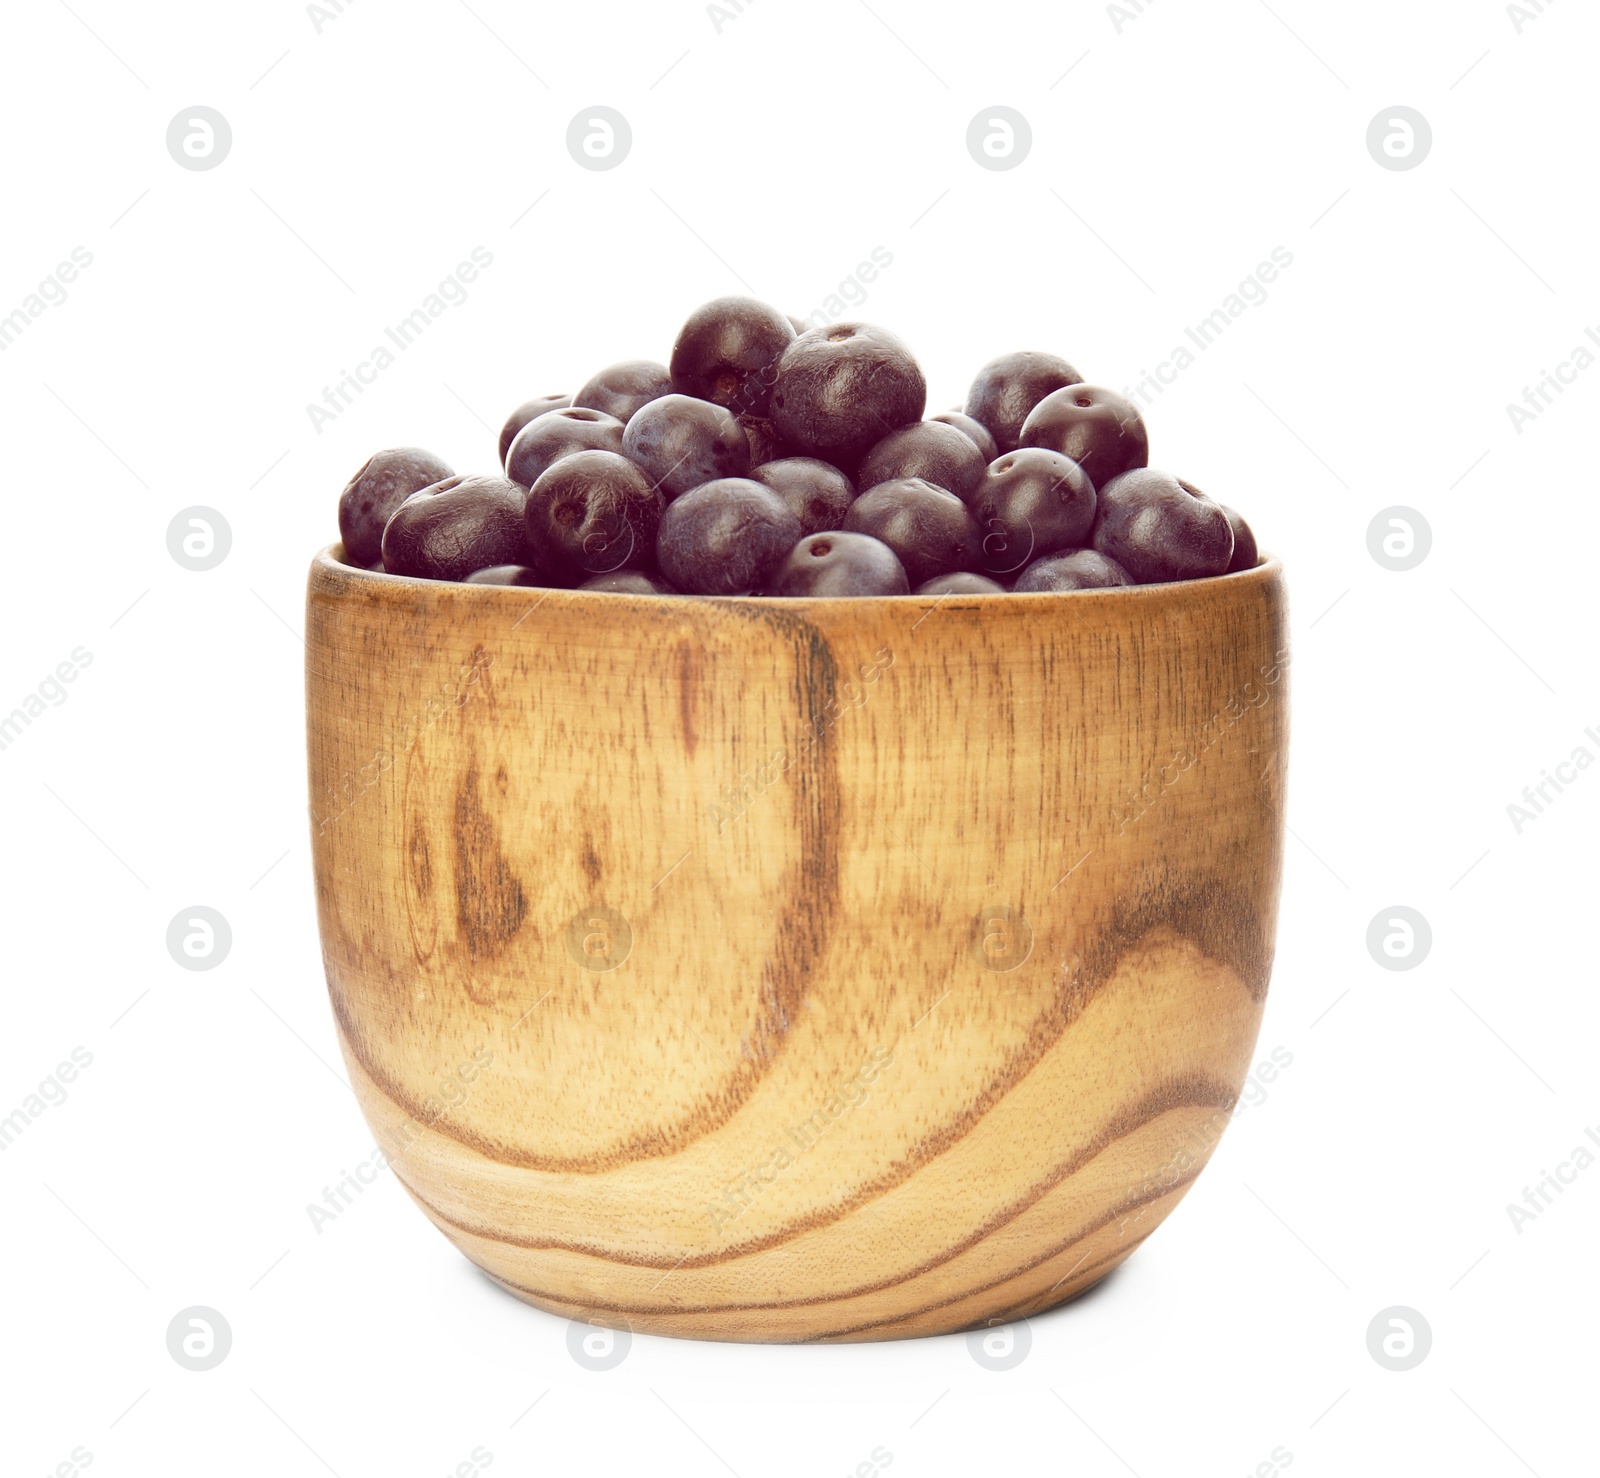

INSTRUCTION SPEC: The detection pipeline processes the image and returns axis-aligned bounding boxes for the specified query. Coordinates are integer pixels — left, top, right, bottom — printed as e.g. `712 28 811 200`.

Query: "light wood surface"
306 547 1289 1342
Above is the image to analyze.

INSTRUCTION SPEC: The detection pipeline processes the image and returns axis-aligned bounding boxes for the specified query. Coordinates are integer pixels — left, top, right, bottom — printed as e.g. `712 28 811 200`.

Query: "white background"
2 0 1596 1473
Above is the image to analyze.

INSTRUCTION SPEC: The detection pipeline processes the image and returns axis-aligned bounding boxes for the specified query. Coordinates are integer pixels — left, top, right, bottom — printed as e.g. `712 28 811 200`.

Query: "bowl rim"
312 544 1282 611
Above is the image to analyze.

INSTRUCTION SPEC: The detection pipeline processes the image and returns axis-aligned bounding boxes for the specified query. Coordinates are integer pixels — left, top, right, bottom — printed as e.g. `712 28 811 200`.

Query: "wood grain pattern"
306 547 1289 1342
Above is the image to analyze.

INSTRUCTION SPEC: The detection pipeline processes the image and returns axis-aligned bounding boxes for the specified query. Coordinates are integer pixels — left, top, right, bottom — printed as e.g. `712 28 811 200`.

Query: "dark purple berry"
965 351 1083 453
381 474 526 581
506 407 625 489
929 409 999 464
498 395 570 467
1012 549 1133 593
916 571 1006 596
1019 385 1149 490
843 478 979 587
622 394 750 501
767 531 909 597
1221 505 1258 572
579 570 679 595
464 565 547 587
572 360 674 424
970 448 1097 575
669 297 796 417
771 322 926 468
737 413 795 466
656 479 802 595
526 450 662 580
750 457 855 536
339 447 454 566
1091 470 1234 583
856 420 985 502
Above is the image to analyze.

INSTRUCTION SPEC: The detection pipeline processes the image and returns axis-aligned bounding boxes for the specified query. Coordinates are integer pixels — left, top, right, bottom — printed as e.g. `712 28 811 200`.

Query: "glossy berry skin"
843 478 980 587
856 420 986 502
526 450 662 580
1091 469 1234 583
381 475 526 582
970 448 1097 576
498 395 570 467
965 351 1083 453
1221 504 1259 572
770 322 926 469
464 564 547 587
506 407 624 489
916 571 1006 596
767 531 909 597
623 394 750 501
669 297 796 417
572 360 674 424
656 478 802 595
339 447 454 566
579 570 679 595
1019 385 1149 491
750 457 856 536
930 409 999 464
1012 548 1132 593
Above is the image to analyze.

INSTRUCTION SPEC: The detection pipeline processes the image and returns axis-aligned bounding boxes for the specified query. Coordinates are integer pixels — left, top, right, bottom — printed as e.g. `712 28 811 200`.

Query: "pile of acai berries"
336 297 1258 597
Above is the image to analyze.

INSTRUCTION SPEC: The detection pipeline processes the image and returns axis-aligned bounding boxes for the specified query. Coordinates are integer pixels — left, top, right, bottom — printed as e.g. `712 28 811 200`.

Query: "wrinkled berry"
965 351 1083 453
623 394 750 501
1091 470 1233 583
843 478 979 587
381 475 526 581
1012 548 1132 593
771 322 926 468
339 447 454 566
737 413 794 466
656 479 802 595
506 407 625 489
750 457 856 536
498 394 570 467
526 450 662 580
1019 385 1149 490
767 531 909 597
857 420 985 502
573 360 674 424
971 448 1097 575
929 409 999 464
670 297 795 417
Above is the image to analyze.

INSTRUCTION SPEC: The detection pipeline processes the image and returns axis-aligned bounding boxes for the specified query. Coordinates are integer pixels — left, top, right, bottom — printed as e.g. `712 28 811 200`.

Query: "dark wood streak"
453 764 527 968
330 601 844 1172
392 1073 1233 1307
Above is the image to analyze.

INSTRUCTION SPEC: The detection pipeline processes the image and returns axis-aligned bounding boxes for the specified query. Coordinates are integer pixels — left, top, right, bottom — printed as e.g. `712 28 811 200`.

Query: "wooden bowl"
306 547 1289 1343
